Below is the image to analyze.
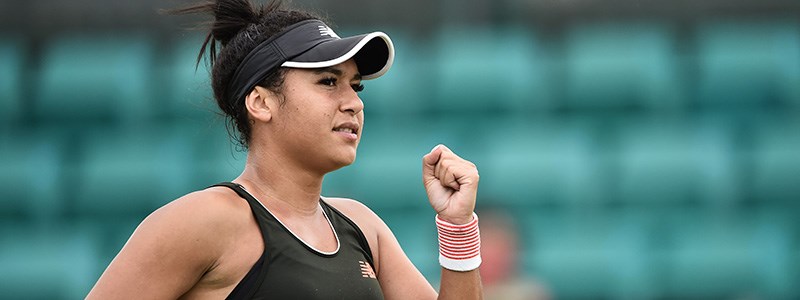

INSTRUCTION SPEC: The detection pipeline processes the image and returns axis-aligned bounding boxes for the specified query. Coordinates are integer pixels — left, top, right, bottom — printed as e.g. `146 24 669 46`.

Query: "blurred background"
1 0 799 298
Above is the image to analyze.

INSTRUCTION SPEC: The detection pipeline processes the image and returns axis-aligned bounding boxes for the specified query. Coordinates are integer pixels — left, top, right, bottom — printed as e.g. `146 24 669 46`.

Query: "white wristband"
436 213 481 272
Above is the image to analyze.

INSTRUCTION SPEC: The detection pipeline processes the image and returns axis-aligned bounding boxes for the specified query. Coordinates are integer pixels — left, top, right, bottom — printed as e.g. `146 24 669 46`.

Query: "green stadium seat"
751 118 800 202
74 217 143 276
479 118 605 206
157 35 216 120
378 209 439 280
564 22 683 110
350 30 434 116
323 115 487 209
325 117 440 209
0 223 99 299
695 21 800 108
615 118 737 204
524 209 652 298
190 122 247 188
35 33 153 123
72 125 195 216
750 209 796 297
0 36 24 123
660 210 789 298
0 129 63 222
432 26 551 112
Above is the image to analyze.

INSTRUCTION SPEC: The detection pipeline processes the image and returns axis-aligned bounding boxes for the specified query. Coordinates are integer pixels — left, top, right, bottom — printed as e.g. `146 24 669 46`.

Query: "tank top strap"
208 182 276 229
319 199 376 267
208 182 271 300
208 183 382 299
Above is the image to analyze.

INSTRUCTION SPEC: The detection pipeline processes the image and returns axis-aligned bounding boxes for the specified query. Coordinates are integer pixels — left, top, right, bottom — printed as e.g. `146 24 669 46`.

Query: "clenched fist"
422 144 480 225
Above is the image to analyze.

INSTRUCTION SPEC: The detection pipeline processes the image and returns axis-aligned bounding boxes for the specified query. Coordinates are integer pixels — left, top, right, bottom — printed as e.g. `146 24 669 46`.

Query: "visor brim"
281 32 394 80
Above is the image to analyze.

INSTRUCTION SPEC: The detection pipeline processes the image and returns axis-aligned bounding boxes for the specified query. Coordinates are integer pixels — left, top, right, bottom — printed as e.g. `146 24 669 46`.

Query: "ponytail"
165 0 318 149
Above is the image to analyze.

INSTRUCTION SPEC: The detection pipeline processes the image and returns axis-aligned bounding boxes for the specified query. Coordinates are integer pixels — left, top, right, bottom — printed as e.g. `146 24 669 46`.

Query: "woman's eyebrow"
314 67 343 76
314 66 362 80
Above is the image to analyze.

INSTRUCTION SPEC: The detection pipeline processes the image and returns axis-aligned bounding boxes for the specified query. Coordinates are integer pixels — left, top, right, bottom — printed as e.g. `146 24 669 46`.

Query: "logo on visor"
318 25 340 39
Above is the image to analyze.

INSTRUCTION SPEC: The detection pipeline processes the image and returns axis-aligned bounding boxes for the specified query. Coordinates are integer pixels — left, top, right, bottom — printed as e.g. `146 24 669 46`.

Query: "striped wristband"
436 213 481 272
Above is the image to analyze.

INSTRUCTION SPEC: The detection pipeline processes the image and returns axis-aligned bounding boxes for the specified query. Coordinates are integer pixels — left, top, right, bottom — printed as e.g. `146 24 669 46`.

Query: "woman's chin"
323 151 357 173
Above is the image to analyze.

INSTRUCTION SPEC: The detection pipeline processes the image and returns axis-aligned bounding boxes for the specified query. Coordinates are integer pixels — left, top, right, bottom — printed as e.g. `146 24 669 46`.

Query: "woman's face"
265 59 365 173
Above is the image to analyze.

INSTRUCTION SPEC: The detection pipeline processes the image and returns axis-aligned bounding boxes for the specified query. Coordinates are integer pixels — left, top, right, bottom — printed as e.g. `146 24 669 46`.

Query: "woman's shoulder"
132 186 254 253
322 197 389 247
151 186 253 232
323 196 372 213
322 197 384 226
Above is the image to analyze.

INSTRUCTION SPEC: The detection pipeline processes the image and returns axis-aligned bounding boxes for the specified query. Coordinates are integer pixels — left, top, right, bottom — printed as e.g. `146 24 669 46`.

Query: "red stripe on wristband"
436 213 481 271
437 230 480 241
435 216 479 230
440 247 481 260
440 244 481 257
439 239 480 251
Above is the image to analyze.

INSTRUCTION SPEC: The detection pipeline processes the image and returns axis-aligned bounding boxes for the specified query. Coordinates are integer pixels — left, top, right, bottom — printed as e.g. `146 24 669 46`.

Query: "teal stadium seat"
432 26 551 112
479 118 605 206
0 130 63 222
35 33 153 123
324 117 440 209
615 118 737 204
348 30 434 116
564 22 683 110
695 21 800 108
72 125 195 216
379 210 439 280
0 224 99 299
661 210 792 298
157 35 216 120
189 122 247 188
0 36 24 123
524 209 653 298
323 116 488 208
75 217 144 279
751 118 800 202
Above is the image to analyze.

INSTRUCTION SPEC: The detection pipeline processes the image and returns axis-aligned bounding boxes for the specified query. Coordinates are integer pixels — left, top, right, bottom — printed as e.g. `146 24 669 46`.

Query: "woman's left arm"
421 144 483 300
334 144 482 300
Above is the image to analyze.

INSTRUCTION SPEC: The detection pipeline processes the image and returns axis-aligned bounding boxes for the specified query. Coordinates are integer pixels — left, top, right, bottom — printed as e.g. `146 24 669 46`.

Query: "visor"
227 19 395 102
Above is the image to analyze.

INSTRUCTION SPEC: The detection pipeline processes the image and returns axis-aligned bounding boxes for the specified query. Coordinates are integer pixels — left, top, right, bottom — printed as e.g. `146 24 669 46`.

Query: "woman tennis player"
87 0 482 298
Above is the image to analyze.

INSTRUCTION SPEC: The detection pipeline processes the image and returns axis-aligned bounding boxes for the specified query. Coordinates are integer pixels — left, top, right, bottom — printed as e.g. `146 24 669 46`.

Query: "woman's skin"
87 59 482 299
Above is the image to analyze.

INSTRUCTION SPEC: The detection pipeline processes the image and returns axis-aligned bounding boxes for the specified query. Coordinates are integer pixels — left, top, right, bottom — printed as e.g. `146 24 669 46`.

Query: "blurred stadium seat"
615 118 738 205
695 20 800 108
0 224 99 299
0 130 63 222
662 210 789 298
331 117 439 209
480 118 605 206
189 122 247 188
751 118 800 202
564 22 683 110
352 30 434 116
432 26 552 112
72 125 194 216
35 33 153 123
0 36 24 123
324 116 488 208
156 35 216 120
525 209 652 298
379 209 439 279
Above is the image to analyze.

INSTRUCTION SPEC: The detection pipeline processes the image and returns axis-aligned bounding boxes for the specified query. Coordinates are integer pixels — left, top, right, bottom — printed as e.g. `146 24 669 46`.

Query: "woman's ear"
245 86 274 123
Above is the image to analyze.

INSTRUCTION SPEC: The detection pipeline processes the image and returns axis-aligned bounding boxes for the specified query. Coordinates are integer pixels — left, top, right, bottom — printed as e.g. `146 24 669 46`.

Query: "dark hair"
169 0 319 148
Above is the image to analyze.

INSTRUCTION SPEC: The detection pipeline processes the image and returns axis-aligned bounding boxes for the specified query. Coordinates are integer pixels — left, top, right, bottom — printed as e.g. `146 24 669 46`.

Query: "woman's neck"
235 147 324 216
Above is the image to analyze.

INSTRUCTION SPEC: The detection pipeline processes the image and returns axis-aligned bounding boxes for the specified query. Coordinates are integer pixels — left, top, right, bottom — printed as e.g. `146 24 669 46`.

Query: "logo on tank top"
358 260 377 279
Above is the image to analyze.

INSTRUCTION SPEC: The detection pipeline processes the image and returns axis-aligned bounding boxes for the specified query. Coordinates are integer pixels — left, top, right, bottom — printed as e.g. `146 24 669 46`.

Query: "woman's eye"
319 77 337 86
352 83 365 93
